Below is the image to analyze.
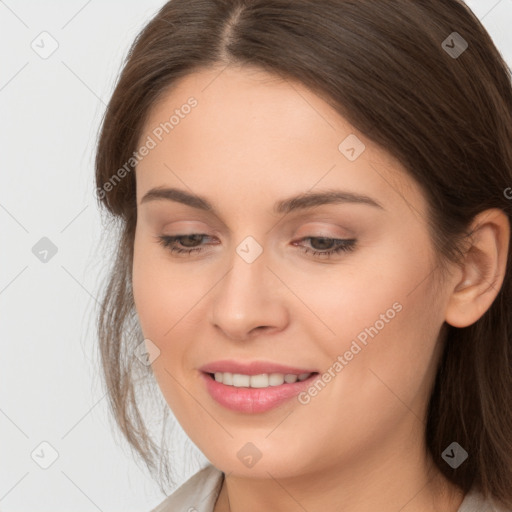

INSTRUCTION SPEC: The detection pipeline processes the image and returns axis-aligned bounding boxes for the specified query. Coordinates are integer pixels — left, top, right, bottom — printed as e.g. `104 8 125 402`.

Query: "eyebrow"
140 186 384 214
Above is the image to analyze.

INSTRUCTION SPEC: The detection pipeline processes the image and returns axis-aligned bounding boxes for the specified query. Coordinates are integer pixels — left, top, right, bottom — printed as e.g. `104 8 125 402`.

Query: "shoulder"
458 488 512 512
149 464 224 512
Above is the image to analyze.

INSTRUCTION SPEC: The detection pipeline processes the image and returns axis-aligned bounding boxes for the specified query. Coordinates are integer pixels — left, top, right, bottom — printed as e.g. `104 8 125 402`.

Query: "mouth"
200 370 320 414
205 371 318 388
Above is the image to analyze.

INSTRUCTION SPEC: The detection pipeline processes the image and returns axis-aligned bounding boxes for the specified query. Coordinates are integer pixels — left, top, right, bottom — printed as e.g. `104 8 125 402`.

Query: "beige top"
150 463 511 512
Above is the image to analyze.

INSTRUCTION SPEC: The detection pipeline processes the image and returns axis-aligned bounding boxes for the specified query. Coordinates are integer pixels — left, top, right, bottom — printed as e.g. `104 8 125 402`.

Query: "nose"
210 246 289 341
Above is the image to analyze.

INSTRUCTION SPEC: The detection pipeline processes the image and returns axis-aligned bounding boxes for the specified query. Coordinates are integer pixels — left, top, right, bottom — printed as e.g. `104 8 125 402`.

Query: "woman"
95 1 512 510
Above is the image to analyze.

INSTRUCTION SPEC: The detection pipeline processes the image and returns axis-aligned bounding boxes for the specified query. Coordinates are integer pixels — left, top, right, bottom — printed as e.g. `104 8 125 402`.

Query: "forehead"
135 65 427 221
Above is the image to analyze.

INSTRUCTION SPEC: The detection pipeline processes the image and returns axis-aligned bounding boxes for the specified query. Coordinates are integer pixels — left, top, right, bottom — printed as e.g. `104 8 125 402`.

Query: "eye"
294 237 357 259
156 234 215 255
156 234 356 259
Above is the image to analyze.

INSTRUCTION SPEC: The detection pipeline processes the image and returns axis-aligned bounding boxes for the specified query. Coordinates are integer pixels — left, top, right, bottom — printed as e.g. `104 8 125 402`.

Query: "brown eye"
295 237 357 258
156 234 214 255
178 234 205 247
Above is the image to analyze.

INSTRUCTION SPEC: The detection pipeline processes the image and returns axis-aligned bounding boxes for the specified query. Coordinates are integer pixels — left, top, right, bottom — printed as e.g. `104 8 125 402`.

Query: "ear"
445 208 510 328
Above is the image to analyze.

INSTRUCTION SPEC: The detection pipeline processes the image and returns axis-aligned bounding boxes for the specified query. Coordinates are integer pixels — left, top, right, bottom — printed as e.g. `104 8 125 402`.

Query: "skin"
131 64 509 512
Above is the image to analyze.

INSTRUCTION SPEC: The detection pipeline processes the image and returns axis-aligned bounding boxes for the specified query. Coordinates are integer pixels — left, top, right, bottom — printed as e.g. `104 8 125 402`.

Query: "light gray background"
1 1 511 511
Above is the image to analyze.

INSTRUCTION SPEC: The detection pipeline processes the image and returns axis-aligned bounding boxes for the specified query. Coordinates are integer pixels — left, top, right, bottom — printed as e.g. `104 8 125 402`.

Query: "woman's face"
132 64 453 480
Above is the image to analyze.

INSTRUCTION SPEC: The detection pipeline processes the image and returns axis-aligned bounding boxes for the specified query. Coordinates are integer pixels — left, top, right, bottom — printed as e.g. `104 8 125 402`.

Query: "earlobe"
445 208 510 328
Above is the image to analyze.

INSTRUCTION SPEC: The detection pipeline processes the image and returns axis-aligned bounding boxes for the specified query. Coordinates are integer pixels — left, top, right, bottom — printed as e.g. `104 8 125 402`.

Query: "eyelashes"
294 237 356 258
156 234 356 259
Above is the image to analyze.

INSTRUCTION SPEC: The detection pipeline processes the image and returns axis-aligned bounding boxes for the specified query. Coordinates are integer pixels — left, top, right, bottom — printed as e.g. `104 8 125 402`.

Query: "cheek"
132 233 216 390
325 288 438 421
280 243 421 343
287 253 443 466
132 235 163 337
132 237 195 410
132 233 200 339
297 234 442 384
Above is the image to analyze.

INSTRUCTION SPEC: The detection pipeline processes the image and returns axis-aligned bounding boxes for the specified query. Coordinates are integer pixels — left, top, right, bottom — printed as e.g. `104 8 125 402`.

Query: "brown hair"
95 0 512 503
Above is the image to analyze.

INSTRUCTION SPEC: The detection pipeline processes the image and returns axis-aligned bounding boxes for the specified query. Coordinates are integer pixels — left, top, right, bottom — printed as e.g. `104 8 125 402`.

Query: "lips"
199 359 318 376
198 359 320 413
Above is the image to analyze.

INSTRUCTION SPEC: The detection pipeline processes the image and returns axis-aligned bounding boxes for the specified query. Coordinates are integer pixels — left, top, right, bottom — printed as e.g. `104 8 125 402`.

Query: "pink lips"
198 360 319 414
199 359 317 376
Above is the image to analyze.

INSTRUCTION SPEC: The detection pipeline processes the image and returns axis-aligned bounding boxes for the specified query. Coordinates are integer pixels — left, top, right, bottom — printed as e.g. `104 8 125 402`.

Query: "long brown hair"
95 0 512 503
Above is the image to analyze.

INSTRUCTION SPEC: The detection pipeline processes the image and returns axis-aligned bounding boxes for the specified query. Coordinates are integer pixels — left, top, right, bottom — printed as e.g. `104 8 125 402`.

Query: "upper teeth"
213 372 312 388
